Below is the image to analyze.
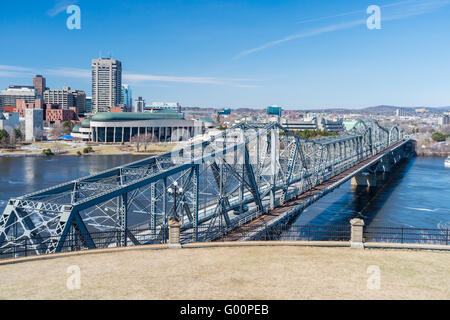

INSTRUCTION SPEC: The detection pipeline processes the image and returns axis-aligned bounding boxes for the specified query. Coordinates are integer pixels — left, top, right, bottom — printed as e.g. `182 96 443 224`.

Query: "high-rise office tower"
91 58 122 113
121 84 132 109
33 75 46 97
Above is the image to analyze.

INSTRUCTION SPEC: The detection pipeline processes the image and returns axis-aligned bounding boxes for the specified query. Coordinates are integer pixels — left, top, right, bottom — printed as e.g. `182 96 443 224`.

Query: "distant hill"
290 105 450 114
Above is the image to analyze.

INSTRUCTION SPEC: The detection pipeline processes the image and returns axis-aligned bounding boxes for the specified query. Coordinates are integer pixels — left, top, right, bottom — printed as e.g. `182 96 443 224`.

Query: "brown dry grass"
64 143 177 155
0 246 449 300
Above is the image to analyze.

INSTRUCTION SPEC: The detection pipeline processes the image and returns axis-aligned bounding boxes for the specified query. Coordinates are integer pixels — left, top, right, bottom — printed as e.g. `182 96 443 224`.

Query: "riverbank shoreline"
0 142 177 157
0 151 157 157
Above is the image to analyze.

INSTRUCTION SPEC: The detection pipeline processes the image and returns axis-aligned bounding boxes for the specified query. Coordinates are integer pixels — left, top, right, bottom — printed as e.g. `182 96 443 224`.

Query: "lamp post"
167 181 183 222
167 181 183 248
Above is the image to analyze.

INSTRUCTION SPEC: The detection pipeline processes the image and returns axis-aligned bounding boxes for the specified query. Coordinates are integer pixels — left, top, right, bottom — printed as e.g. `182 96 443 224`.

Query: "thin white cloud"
296 0 416 24
0 65 34 72
124 73 259 87
46 67 90 79
0 65 35 78
47 0 79 17
235 19 365 59
236 0 450 59
0 65 258 88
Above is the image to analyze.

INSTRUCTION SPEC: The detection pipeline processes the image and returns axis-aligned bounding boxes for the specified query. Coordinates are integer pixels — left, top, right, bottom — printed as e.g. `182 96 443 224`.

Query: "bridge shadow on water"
289 157 416 231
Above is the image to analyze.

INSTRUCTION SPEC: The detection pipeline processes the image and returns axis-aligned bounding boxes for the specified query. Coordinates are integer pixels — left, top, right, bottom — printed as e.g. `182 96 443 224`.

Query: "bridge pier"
351 172 377 187
376 155 391 173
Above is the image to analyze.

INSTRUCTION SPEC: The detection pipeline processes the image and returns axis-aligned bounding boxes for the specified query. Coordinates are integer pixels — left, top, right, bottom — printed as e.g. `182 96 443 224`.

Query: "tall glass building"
85 97 92 113
121 84 132 109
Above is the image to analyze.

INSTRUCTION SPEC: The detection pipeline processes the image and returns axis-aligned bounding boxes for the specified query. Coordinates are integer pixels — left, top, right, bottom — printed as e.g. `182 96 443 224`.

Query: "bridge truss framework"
0 119 403 256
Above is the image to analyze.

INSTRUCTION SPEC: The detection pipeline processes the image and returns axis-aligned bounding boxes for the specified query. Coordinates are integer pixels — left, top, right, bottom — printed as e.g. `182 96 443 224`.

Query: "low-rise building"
71 118 92 141
0 87 37 111
79 109 207 143
396 108 407 117
280 116 344 132
280 117 318 131
145 102 182 113
14 99 44 118
45 106 78 124
438 115 450 127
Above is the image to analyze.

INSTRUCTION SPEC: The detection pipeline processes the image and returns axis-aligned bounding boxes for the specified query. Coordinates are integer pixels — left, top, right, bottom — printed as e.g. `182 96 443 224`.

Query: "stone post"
168 219 182 249
350 218 365 249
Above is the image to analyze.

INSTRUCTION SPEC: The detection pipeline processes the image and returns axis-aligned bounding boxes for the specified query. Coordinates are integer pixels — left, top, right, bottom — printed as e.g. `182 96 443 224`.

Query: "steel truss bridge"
0 119 408 256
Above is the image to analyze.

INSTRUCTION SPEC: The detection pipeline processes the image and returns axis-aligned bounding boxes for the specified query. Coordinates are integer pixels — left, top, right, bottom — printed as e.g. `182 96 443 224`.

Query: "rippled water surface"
0 155 147 213
291 157 450 229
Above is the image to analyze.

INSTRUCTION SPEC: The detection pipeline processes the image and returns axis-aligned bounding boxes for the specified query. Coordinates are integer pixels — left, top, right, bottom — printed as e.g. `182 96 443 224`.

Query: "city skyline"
1 0 450 109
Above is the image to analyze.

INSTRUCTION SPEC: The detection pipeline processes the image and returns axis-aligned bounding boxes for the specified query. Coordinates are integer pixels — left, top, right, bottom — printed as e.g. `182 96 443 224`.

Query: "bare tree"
9 134 16 149
142 133 157 152
50 125 65 140
130 135 142 152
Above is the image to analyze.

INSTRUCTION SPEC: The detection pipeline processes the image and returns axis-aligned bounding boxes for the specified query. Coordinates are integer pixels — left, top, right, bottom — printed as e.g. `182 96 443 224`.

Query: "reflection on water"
0 155 147 213
292 157 450 229
0 156 448 229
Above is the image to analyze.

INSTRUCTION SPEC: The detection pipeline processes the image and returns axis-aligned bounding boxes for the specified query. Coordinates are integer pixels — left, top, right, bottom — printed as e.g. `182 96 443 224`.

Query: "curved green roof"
198 116 215 123
81 118 91 128
91 111 184 122
72 124 81 133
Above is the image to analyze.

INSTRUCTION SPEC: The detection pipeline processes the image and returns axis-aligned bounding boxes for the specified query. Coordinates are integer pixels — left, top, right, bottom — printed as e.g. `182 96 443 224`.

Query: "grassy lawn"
0 246 448 300
1 142 177 156
64 143 177 155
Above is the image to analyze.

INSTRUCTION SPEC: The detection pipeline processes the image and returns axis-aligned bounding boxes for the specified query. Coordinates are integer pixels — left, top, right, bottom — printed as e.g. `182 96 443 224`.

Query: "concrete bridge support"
351 172 377 187
376 155 391 173
391 151 403 165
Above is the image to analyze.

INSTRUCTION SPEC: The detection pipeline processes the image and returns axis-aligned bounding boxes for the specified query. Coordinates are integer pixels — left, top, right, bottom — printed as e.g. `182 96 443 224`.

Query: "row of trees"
431 132 450 142
0 128 24 148
130 133 158 152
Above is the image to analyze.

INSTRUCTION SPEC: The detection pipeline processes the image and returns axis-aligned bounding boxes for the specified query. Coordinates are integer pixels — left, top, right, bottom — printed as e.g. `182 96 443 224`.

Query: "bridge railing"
180 224 351 243
1 223 447 260
0 226 168 260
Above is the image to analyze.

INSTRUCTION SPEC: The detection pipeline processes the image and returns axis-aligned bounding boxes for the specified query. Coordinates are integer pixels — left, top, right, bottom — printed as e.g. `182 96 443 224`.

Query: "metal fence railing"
364 226 450 245
1 223 448 260
180 224 351 244
0 227 168 260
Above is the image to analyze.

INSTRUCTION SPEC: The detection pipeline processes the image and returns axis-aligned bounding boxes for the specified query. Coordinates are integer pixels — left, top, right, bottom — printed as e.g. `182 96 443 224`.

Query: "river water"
0 155 448 229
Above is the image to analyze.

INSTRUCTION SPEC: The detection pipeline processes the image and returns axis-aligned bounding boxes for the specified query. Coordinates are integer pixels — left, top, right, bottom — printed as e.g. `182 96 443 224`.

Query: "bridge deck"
220 139 409 241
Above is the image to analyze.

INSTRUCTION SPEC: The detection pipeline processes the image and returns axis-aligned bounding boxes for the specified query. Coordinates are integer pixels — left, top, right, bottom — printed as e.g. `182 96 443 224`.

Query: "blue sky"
1 0 450 109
